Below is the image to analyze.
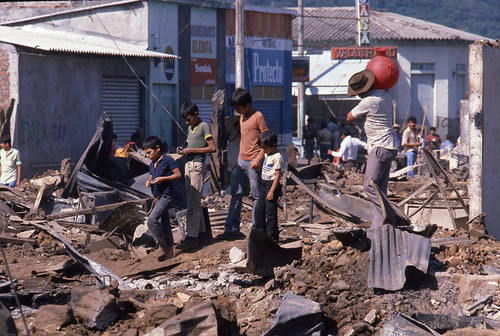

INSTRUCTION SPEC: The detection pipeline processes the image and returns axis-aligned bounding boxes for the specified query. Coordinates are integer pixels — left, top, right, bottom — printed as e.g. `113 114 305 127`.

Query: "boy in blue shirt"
144 136 181 261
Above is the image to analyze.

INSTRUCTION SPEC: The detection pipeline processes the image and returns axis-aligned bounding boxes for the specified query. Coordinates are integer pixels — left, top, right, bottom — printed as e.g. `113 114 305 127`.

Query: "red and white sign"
331 46 397 60
191 58 216 85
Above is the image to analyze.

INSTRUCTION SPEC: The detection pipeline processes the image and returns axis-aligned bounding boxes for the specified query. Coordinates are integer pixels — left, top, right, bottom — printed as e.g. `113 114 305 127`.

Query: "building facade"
0 0 294 177
291 7 484 140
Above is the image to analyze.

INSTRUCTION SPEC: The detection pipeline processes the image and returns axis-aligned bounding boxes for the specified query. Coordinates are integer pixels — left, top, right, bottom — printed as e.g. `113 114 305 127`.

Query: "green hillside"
247 0 499 38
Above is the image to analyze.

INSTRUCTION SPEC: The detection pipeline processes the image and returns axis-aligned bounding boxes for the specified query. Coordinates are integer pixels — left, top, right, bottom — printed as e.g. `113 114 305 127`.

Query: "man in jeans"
346 69 399 229
178 102 216 250
218 88 268 240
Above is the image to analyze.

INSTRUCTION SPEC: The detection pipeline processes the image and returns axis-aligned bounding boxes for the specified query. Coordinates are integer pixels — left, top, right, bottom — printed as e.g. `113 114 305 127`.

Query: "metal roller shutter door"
101 77 142 144
195 101 213 125
252 101 283 139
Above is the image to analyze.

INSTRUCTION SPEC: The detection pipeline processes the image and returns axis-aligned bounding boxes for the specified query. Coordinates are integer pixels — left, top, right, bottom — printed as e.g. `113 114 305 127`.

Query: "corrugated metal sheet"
367 224 431 291
290 7 485 42
102 77 141 144
0 26 177 58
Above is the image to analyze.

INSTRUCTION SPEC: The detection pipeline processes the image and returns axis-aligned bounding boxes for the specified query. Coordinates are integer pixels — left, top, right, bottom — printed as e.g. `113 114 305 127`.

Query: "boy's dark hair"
143 136 167 152
258 131 278 148
330 116 337 123
342 127 351 137
446 134 453 141
407 116 417 124
320 121 328 129
0 135 11 145
131 132 140 143
430 126 436 132
112 133 118 140
230 88 252 107
180 102 199 119
307 117 314 124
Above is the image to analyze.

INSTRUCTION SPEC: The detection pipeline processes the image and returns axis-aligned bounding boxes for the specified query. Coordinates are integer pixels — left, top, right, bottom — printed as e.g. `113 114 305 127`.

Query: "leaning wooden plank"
397 180 435 207
0 235 36 245
46 198 150 220
288 172 358 224
389 163 425 179
54 221 106 233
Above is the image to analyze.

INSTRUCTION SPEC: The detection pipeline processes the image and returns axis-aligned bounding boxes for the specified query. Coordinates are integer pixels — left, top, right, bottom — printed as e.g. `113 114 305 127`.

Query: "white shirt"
261 152 283 181
349 90 399 152
0 148 21 184
331 135 367 162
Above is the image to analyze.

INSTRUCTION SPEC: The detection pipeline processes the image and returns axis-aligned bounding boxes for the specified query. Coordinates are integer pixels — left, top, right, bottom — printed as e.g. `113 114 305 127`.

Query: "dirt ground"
2 166 500 335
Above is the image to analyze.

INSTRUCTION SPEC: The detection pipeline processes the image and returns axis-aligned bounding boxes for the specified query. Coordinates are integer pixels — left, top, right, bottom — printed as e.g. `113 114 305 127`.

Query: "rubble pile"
1 148 500 335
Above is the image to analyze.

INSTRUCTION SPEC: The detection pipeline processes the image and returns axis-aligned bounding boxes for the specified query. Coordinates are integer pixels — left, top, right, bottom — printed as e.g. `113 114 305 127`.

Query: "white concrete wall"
22 2 148 45
392 42 469 139
469 43 500 239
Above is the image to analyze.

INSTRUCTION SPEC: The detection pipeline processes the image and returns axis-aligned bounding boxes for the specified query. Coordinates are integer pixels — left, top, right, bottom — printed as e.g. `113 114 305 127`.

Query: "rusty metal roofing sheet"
291 7 485 43
0 26 177 58
367 224 431 291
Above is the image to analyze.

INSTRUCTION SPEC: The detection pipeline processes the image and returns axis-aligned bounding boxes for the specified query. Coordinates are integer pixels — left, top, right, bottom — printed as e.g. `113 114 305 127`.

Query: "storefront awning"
0 26 178 58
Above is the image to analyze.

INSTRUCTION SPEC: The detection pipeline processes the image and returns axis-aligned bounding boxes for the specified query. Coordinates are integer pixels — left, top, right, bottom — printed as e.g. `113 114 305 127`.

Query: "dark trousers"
254 179 281 241
363 147 398 229
147 195 174 246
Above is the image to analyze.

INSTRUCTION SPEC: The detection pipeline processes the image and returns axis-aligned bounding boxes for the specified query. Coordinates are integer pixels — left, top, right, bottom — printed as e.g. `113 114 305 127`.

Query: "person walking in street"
346 69 399 229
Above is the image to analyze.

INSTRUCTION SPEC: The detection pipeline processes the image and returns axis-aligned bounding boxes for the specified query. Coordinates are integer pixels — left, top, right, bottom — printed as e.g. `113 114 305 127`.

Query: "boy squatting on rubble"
0 135 22 187
177 102 216 251
144 136 181 261
218 88 269 240
346 69 399 229
254 131 283 242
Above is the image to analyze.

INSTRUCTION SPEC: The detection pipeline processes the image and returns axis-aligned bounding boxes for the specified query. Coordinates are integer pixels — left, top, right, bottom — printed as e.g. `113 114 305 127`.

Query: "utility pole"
235 0 245 88
297 0 305 139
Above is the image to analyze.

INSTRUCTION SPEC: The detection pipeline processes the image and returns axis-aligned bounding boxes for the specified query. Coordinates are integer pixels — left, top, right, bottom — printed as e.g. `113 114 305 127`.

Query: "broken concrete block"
144 300 217 336
364 309 378 325
252 291 267 303
176 292 191 303
16 230 36 239
87 236 123 253
229 246 246 264
35 304 72 333
21 242 34 251
330 280 350 294
0 302 17 335
72 289 119 330
265 279 276 291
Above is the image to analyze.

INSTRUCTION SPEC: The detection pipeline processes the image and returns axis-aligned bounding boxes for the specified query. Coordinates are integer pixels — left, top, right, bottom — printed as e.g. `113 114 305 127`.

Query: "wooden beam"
46 198 150 220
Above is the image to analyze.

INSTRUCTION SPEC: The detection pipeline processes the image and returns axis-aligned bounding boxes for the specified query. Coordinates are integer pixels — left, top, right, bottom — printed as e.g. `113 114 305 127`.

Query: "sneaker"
175 237 200 251
216 231 245 241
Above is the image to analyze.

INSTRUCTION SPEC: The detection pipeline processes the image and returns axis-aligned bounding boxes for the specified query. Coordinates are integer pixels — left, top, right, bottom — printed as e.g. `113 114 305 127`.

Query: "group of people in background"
303 106 457 179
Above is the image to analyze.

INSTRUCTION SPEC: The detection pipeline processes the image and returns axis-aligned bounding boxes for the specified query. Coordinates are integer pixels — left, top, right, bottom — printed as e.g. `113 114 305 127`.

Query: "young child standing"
0 135 22 187
177 102 216 250
254 131 283 241
144 136 181 261
218 88 269 240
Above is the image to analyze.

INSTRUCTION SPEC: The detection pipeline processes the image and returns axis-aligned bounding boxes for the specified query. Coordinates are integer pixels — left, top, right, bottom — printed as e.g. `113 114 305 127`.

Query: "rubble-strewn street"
1 155 500 335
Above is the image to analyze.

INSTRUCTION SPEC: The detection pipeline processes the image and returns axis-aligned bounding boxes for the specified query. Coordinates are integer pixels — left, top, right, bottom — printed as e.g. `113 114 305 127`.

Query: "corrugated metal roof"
0 26 177 58
0 1 138 25
291 7 485 43
367 224 431 291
